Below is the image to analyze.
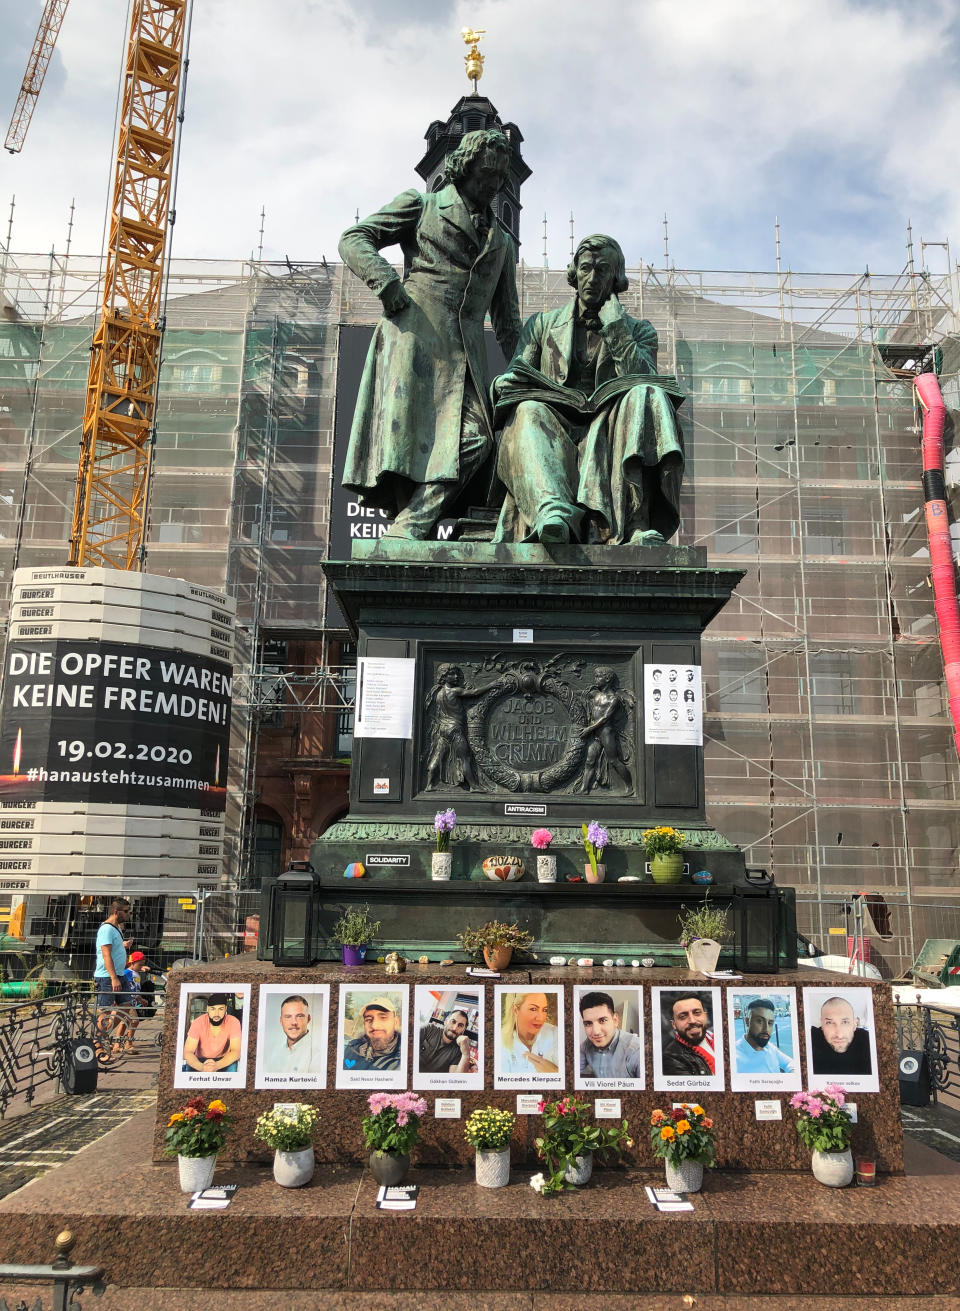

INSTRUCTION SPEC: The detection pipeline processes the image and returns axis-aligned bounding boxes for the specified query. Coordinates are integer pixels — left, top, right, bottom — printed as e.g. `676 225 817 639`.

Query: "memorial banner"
0 639 231 811
573 985 646 1091
413 985 484 1092
651 986 725 1093
802 985 879 1094
493 986 565 1090
335 985 409 1089
726 987 801 1093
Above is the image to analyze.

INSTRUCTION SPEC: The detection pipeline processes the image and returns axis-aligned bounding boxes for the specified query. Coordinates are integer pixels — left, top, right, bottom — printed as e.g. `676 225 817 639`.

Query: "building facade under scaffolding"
1 242 959 957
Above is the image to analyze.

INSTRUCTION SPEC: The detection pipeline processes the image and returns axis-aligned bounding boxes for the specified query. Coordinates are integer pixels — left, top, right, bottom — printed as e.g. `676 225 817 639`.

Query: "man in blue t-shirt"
94 898 132 1055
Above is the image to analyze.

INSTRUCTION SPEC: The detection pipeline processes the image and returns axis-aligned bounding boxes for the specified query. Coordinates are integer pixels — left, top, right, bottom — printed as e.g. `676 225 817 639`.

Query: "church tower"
415 34 530 251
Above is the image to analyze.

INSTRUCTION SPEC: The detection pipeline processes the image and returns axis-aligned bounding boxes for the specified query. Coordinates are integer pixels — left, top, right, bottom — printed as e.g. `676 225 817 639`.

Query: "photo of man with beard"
182 993 242 1073
653 986 725 1091
174 983 251 1090
336 987 409 1089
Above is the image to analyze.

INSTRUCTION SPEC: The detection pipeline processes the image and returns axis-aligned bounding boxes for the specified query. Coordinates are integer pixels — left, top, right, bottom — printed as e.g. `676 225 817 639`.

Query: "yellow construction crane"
70 0 190 569
6 0 190 569
4 0 71 155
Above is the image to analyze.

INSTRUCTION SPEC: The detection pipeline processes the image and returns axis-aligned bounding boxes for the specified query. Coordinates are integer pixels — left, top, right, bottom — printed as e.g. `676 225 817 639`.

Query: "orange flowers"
660 1125 676 1141
676 1119 691 1135
702 1116 714 1129
650 1109 666 1126
168 1112 184 1124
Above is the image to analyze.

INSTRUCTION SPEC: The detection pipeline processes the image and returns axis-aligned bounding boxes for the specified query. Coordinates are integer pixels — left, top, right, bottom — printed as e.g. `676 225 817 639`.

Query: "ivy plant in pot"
163 1094 232 1193
464 1106 516 1188
791 1085 854 1187
457 919 534 972
650 1103 716 1193
642 825 686 884
530 1093 632 1195
361 1091 428 1186
254 1103 320 1188
677 893 731 974
331 904 382 967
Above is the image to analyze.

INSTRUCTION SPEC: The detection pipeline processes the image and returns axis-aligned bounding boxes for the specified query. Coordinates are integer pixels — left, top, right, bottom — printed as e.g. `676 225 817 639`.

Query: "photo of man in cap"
344 994 402 1070
336 987 409 1089
174 983 251 1090
182 992 243 1073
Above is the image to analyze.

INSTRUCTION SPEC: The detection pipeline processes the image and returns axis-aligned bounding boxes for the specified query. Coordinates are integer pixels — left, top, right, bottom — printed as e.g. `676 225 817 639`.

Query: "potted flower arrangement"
530 1093 632 1195
432 808 457 880
531 828 556 882
361 1091 428 1186
790 1085 853 1187
649 1102 716 1193
254 1103 320 1188
164 1094 232 1193
677 893 730 974
457 919 534 972
330 904 382 967
642 825 686 884
464 1106 516 1189
581 821 609 883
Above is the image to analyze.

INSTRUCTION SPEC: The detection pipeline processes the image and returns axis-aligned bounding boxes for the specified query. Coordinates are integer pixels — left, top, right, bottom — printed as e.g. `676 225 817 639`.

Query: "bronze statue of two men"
339 129 684 547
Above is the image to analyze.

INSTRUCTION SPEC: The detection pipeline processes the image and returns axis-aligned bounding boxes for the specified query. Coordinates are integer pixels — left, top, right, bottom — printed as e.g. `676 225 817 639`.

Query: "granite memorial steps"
0 1111 958 1296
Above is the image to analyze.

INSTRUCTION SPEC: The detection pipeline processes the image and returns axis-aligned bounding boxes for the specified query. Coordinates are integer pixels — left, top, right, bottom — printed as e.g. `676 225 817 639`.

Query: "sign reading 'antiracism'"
0 639 232 810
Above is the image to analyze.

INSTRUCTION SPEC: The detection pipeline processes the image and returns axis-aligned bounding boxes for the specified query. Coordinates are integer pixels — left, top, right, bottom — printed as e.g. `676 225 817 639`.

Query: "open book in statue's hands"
492 358 684 424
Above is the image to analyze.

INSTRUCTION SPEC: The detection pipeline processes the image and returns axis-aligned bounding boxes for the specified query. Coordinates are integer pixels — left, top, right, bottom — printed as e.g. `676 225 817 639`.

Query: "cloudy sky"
2 0 959 275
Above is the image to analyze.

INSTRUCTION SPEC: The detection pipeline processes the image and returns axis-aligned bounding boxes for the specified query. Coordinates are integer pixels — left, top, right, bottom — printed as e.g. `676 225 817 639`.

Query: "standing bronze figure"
339 129 521 539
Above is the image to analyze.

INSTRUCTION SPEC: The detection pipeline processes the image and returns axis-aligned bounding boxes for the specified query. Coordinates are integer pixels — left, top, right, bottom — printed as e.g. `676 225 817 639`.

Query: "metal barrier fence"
0 988 97 1119
894 998 960 1106
795 893 960 982
194 889 262 964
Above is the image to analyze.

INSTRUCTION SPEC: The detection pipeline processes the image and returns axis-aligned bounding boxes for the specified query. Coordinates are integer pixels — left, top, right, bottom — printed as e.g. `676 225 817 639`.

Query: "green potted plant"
457 919 534 971
163 1095 232 1193
642 825 686 884
330 904 382 966
464 1106 516 1189
649 1102 716 1193
791 1085 853 1187
362 1091 428 1186
677 893 730 973
530 1093 632 1195
254 1103 320 1188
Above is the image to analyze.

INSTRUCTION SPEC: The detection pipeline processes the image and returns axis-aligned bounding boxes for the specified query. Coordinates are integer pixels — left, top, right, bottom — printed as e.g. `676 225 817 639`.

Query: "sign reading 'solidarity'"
0 639 232 810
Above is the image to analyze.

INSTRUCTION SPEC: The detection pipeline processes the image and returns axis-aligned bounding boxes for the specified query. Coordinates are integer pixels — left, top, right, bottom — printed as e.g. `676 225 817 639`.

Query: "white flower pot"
665 1157 704 1193
273 1146 315 1188
536 855 557 883
431 852 452 881
685 938 722 974
563 1153 593 1186
178 1152 216 1194
812 1148 854 1188
475 1147 510 1188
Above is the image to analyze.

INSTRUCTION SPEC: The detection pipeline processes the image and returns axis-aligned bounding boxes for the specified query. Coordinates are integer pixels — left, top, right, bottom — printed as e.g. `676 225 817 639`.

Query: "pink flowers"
531 828 553 850
790 1086 852 1154
362 1091 428 1155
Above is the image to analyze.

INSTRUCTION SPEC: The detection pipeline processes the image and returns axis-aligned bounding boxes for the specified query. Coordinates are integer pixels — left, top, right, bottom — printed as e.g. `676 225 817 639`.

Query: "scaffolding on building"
2 241 960 911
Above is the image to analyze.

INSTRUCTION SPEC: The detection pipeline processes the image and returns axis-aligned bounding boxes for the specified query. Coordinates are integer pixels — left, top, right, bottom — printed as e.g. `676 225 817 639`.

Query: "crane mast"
69 0 188 570
4 0 71 155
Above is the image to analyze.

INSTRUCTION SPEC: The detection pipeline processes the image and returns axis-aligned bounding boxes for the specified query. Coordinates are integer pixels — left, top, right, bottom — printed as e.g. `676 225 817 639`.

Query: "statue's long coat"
338 185 521 513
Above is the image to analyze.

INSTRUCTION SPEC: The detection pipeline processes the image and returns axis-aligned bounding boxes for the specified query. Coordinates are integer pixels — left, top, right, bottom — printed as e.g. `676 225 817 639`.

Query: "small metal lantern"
733 868 780 973
271 860 318 966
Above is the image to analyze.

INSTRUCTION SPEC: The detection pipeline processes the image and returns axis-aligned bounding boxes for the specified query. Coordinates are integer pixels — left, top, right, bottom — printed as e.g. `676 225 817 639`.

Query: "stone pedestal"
302 541 751 962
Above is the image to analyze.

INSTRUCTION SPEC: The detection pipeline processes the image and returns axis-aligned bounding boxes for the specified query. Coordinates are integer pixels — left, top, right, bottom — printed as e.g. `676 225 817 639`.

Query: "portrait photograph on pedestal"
335 985 409 1089
802 985 879 1094
726 986 801 1093
651 986 725 1093
493 986 565 1090
413 984 484 1091
173 983 251 1091
254 984 330 1090
573 985 646 1091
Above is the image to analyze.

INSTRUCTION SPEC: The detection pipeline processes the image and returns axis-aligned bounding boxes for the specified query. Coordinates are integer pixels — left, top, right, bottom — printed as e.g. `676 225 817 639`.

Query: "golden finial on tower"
461 27 486 92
